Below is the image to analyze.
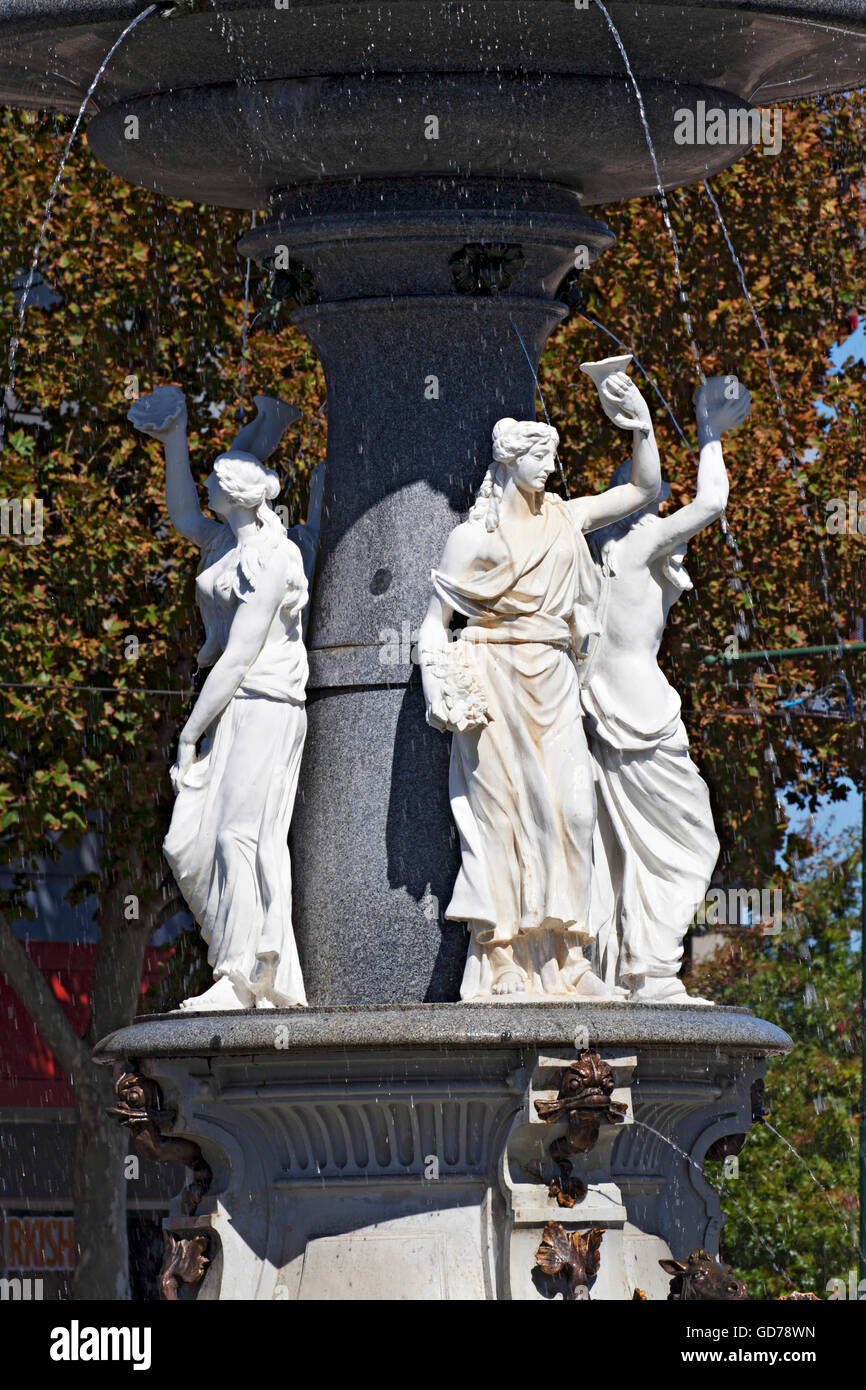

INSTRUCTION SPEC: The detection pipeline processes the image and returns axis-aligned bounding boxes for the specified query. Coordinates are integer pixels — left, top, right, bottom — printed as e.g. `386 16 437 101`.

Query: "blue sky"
782 323 864 857
829 321 866 372
797 779 862 843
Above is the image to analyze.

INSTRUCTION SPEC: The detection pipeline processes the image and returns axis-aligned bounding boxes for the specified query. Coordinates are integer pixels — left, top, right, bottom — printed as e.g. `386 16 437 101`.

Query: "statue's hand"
422 670 462 734
693 375 751 438
599 372 652 432
425 691 454 733
128 384 188 441
170 735 197 795
421 640 491 733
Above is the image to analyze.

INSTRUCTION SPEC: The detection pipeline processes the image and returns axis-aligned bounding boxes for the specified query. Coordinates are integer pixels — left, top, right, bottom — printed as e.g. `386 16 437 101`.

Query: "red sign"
3 1216 75 1270
0 942 169 1107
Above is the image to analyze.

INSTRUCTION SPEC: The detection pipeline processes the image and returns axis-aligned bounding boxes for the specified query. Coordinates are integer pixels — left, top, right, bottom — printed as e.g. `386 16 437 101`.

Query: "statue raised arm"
581 373 751 1003
129 385 310 1011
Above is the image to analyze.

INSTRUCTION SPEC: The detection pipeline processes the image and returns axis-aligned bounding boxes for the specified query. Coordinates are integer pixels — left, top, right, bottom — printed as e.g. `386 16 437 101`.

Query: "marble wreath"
129 386 322 1012
420 361 750 1003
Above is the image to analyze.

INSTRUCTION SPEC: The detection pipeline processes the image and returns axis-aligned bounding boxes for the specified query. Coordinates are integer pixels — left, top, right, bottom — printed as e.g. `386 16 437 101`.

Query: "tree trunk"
75 865 156 1301
1 890 157 1301
73 859 181 1300
71 1062 132 1301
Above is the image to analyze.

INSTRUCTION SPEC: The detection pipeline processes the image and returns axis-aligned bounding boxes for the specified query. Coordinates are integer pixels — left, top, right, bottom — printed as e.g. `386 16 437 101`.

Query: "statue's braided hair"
470 418 559 531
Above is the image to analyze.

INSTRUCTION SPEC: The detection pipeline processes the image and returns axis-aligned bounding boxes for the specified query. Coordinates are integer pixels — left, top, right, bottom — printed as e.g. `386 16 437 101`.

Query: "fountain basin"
93 999 793 1055
0 2 865 204
85 73 782 207
94 1003 791 1300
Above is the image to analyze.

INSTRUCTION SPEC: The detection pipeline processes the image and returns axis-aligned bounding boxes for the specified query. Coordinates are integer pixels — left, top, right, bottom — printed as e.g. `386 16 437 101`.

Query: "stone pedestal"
95 1003 790 1301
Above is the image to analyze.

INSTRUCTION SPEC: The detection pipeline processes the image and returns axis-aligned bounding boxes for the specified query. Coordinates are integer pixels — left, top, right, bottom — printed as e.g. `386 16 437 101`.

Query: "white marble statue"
581 374 751 1003
129 386 322 1011
419 362 662 1000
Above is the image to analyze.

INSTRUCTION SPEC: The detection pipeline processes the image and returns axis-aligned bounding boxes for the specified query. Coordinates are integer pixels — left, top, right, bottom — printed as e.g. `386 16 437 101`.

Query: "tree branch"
0 909 91 1077
141 891 185 938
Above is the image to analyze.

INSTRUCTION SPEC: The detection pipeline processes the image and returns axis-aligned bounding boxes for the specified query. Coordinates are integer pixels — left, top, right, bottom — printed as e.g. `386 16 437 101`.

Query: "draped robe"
432 494 600 997
580 541 720 987
163 524 309 1006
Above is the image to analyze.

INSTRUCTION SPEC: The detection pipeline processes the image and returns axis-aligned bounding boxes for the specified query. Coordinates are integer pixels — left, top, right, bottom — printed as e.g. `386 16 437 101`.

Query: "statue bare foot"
561 949 628 1000
488 943 527 996
491 970 527 996
180 975 254 1012
571 970 628 1000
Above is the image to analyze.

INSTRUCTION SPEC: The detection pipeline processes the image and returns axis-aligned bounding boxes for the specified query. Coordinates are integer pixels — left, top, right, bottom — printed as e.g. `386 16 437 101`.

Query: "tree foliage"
687 831 861 1298
0 108 325 907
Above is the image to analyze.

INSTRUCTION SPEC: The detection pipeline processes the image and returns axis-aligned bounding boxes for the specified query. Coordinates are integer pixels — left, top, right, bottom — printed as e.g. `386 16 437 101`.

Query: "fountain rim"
3 0 866 30
93 1001 794 1061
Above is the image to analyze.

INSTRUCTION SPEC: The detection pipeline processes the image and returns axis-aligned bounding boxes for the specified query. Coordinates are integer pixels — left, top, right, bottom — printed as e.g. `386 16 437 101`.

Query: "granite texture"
93 1001 793 1061
88 74 763 207
291 680 466 1003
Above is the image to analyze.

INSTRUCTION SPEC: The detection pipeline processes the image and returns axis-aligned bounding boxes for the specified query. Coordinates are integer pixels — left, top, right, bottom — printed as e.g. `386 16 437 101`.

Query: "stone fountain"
2 0 863 1299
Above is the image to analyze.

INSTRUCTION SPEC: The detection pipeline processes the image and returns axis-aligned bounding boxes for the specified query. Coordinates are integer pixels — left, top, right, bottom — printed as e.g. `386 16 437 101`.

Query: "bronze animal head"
535 1223 604 1300
107 1070 170 1127
559 1051 616 1104
660 1249 748 1301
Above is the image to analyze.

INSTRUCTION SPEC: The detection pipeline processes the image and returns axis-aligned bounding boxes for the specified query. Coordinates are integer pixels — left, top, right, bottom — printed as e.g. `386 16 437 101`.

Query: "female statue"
419 369 661 1000
582 375 751 1002
129 386 319 1011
